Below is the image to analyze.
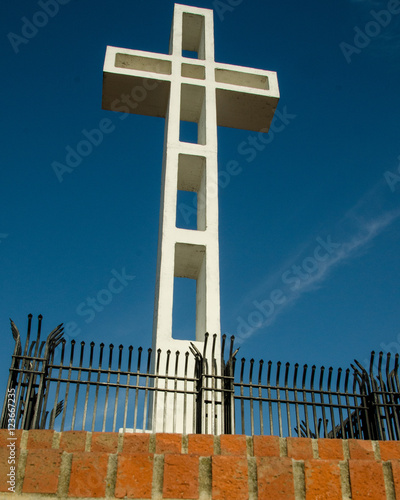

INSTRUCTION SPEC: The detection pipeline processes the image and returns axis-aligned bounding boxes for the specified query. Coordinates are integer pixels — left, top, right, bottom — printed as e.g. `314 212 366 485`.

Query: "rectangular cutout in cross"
172 276 196 341
115 53 172 75
173 242 206 342
181 63 206 80
182 50 198 59
215 67 269 90
176 154 206 231
182 13 205 59
179 121 198 144
176 191 197 230
180 84 206 144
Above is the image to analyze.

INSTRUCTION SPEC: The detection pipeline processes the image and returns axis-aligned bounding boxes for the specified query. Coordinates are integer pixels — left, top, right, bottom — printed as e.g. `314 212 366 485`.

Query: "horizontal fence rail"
2 315 400 440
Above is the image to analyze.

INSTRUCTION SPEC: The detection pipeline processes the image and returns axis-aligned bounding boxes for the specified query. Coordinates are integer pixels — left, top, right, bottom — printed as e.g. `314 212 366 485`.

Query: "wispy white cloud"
235 208 400 342
298 210 400 293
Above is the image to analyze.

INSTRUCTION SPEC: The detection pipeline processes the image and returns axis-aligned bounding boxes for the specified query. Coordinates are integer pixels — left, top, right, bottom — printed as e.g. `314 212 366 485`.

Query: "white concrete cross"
102 3 279 433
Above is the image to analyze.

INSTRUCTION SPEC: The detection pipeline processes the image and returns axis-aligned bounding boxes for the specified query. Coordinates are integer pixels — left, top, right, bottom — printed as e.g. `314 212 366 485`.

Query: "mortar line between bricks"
151 454 164 500
180 434 185 454
247 456 258 500
85 431 92 452
373 440 381 461
339 460 351 500
105 453 118 498
57 451 72 498
246 436 254 456
293 460 306 500
382 461 396 500
117 432 124 453
199 456 212 500
149 434 156 453
311 439 319 459
52 431 61 449
182 434 188 454
15 449 28 495
342 440 350 460
20 430 28 450
213 435 221 455
279 437 288 457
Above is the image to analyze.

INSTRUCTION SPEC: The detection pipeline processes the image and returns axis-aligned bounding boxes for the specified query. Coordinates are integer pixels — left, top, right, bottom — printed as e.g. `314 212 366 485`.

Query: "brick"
253 435 280 457
122 433 150 454
379 440 400 461
163 454 199 499
115 453 153 499
349 459 386 499
389 459 400 499
257 457 294 499
0 429 9 445
68 452 109 498
212 456 248 499
0 429 22 448
304 459 342 499
22 449 62 494
59 430 87 452
155 433 182 454
188 434 214 456
27 429 54 449
0 447 19 492
348 439 375 460
287 437 313 459
220 434 248 456
91 432 118 452
317 438 344 460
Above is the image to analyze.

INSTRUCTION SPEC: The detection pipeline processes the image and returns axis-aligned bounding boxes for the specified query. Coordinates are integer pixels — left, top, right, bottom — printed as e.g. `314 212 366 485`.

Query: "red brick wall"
1 430 399 498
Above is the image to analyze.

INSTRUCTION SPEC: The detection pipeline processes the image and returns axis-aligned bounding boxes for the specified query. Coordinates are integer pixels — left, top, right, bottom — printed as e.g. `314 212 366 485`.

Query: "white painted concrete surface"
102 4 280 433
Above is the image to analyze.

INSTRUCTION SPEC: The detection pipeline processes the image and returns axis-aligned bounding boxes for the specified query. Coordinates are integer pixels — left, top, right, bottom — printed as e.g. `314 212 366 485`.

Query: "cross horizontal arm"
102 45 279 132
102 46 172 119
214 62 279 131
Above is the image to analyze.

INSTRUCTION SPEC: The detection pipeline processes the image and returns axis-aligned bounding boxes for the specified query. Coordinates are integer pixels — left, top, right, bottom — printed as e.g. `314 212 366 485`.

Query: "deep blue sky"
1 0 400 394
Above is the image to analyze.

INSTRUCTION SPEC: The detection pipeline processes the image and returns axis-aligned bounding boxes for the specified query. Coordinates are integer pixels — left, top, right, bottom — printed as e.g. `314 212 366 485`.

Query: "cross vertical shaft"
151 6 221 433
153 6 220 350
102 3 279 433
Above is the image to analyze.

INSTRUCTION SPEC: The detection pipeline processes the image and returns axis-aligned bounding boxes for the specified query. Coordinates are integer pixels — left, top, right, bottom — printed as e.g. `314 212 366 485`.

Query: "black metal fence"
2 315 400 440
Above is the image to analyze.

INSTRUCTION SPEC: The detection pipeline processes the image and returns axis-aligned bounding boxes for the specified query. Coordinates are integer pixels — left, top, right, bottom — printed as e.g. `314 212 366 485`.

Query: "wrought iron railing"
2 315 400 440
